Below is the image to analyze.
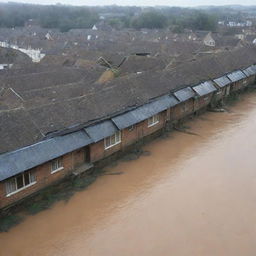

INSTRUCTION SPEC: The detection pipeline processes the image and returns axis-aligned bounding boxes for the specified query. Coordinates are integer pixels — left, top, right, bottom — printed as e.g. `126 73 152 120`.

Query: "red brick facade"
0 76 255 209
194 93 214 112
90 111 167 163
231 80 247 92
0 152 72 208
171 99 194 121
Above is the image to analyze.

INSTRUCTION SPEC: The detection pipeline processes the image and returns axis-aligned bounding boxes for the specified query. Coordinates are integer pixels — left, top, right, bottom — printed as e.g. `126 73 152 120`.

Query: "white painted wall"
0 42 45 62
0 64 13 70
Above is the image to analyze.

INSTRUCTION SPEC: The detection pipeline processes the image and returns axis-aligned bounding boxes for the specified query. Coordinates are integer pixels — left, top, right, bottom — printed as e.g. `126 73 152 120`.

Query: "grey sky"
0 0 255 6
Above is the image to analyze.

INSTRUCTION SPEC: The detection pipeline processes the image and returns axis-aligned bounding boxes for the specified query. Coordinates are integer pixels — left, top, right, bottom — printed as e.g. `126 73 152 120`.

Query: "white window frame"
5 171 36 197
226 85 230 96
128 125 135 131
51 157 64 174
148 114 160 127
104 131 121 150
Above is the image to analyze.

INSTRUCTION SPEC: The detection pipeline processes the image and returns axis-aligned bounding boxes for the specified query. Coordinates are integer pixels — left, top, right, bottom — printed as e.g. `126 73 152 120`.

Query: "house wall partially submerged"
0 152 74 208
0 60 256 209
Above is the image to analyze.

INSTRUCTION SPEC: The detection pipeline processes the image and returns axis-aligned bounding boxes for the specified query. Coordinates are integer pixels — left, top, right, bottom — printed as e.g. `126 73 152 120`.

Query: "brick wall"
213 88 225 103
194 93 213 111
90 111 167 163
90 139 122 163
73 148 85 168
171 99 194 121
122 125 139 147
231 80 246 92
142 111 166 137
247 76 256 86
0 152 74 208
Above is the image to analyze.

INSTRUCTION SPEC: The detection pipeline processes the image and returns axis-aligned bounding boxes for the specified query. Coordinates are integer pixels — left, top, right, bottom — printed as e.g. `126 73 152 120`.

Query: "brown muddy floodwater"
1 93 256 256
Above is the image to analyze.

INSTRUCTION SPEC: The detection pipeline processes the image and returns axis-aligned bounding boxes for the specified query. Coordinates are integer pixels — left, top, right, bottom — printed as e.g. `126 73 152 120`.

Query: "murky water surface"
1 93 256 256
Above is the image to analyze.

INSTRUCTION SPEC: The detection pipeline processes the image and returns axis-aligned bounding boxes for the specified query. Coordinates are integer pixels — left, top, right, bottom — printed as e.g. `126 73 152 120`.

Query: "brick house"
192 81 217 112
227 70 248 92
1 48 256 209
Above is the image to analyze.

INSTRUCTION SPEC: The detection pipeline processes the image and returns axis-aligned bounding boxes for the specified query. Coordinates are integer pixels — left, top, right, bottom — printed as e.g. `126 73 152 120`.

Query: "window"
226 86 230 96
148 114 160 127
51 158 63 174
5 171 36 196
128 125 135 131
104 131 121 149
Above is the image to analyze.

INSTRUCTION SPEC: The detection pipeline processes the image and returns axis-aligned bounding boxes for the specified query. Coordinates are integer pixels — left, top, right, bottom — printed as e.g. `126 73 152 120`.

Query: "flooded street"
1 93 256 256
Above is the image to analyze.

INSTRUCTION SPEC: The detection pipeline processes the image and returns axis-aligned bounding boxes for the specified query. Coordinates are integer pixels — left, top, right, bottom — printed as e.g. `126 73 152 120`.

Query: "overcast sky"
0 0 255 6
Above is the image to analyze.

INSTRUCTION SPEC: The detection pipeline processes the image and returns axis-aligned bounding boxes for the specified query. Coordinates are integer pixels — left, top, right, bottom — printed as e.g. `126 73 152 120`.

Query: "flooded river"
1 93 256 256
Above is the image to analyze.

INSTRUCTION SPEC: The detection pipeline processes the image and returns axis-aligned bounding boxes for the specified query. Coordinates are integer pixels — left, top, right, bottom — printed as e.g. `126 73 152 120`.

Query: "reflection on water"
1 93 256 256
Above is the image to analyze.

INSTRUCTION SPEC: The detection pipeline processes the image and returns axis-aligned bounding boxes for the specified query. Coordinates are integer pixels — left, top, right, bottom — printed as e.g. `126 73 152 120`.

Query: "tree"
131 11 167 29
191 12 217 31
180 11 217 31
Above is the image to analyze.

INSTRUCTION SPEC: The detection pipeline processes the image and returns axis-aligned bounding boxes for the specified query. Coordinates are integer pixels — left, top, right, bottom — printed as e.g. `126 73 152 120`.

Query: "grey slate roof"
112 95 178 130
243 68 252 77
213 76 231 88
0 130 92 181
243 65 256 77
84 120 118 143
251 65 256 73
192 81 217 96
173 87 196 102
227 70 247 82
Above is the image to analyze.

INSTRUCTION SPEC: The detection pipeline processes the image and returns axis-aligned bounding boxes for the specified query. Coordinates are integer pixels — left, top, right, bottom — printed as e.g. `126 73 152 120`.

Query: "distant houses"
202 32 215 47
0 41 45 62
218 20 253 27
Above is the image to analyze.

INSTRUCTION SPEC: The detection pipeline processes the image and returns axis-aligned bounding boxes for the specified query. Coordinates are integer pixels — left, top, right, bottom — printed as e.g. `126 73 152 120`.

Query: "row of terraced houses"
1 47 256 209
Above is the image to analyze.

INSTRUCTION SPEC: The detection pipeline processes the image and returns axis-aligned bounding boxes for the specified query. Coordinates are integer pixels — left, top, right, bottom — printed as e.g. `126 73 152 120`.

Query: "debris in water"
174 127 200 136
101 172 124 176
209 108 226 112
141 150 151 156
